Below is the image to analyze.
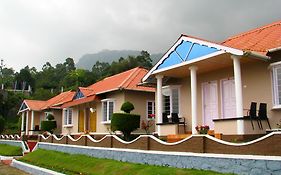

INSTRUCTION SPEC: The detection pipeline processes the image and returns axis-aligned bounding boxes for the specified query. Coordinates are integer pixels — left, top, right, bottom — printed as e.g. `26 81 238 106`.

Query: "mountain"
76 50 163 70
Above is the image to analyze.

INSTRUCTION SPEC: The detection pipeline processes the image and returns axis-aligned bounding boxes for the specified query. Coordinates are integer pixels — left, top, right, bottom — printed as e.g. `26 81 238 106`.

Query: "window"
44 112 53 120
73 90 84 100
102 99 114 123
272 63 281 107
162 86 180 115
63 108 73 126
147 101 155 119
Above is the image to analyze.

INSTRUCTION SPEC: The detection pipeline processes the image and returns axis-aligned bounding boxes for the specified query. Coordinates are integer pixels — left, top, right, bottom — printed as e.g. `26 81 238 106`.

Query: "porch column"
231 55 244 135
156 74 163 133
21 112 25 136
30 110 34 135
189 66 198 134
25 111 29 135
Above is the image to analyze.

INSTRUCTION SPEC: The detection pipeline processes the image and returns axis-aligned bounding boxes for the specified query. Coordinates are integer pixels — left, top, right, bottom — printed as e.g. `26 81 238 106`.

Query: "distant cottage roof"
62 67 155 108
19 91 75 112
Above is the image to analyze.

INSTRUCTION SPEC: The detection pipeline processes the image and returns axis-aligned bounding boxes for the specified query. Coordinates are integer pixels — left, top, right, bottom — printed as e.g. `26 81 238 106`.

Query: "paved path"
0 163 29 175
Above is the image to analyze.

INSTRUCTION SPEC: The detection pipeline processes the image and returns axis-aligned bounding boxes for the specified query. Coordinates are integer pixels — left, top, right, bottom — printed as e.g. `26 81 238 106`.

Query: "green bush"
0 115 5 134
111 113 140 141
41 120 57 133
120 101 135 113
46 113 55 121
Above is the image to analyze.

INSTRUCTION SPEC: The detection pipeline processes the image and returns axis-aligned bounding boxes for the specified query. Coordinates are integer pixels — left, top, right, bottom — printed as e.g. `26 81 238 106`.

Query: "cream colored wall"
96 91 125 133
61 107 79 135
124 90 155 133
51 109 63 133
156 60 281 134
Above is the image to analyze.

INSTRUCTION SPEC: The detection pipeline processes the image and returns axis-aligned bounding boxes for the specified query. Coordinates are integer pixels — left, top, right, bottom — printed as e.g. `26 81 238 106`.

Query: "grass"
0 144 22 156
19 149 230 175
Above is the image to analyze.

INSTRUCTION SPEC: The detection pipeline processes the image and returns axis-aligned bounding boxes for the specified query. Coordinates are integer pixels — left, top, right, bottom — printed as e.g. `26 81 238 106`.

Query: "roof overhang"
61 95 98 108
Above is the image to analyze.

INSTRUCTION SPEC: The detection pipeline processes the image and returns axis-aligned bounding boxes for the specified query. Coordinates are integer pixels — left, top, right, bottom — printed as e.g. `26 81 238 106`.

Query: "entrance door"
221 78 236 119
202 81 218 129
78 110 85 132
89 109 96 132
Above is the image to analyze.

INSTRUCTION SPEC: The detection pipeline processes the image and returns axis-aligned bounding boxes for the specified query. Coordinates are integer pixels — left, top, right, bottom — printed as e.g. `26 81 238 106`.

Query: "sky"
0 0 281 71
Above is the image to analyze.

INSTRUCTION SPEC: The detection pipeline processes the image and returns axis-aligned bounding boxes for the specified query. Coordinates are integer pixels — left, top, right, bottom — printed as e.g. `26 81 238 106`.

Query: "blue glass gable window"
156 40 220 71
74 90 85 100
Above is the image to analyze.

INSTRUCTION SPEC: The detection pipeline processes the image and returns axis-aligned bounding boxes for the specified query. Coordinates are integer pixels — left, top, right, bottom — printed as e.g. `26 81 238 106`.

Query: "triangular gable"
18 101 30 114
73 89 85 100
143 35 243 82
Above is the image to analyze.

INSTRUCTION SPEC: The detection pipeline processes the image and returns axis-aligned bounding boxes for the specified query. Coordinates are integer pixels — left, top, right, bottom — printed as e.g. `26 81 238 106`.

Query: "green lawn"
20 149 230 175
0 144 22 156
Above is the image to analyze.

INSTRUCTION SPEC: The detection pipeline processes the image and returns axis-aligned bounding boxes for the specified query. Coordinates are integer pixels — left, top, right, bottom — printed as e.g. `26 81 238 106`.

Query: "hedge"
41 121 57 133
111 113 140 141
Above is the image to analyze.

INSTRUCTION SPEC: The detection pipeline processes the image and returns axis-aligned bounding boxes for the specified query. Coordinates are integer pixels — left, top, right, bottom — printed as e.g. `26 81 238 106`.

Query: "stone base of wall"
11 160 64 175
38 142 281 175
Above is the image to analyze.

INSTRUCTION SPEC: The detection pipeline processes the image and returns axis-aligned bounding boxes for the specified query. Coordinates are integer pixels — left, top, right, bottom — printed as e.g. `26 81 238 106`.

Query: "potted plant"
195 125 210 134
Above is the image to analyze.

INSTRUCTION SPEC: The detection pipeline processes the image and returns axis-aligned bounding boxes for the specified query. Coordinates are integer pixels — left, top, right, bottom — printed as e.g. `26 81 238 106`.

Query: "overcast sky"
0 0 281 71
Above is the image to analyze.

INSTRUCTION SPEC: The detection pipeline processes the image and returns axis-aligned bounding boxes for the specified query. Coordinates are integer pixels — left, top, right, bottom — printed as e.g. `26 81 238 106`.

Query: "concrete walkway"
0 163 30 175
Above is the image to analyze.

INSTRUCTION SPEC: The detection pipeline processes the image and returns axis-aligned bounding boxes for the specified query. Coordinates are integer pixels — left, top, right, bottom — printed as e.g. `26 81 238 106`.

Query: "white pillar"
189 66 198 134
21 112 25 136
231 55 244 135
156 75 163 133
30 111 34 135
25 111 29 135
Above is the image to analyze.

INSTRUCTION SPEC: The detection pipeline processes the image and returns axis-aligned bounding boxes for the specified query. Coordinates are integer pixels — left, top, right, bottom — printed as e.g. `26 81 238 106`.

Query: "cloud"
0 0 280 71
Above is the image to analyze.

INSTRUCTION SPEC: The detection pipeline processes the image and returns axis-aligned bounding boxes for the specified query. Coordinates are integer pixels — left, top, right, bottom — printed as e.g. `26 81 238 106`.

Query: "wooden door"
89 110 96 132
78 110 84 132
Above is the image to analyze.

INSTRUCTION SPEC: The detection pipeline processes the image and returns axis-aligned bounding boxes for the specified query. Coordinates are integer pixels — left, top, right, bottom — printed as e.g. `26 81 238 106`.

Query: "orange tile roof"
23 100 47 111
78 87 94 97
61 95 98 108
43 90 75 109
222 20 281 55
21 91 75 111
62 67 155 108
87 67 155 95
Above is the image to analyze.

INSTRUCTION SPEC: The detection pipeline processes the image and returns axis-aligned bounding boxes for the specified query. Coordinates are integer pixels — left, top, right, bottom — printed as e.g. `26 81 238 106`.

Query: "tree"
121 101 135 113
14 66 35 90
111 102 139 141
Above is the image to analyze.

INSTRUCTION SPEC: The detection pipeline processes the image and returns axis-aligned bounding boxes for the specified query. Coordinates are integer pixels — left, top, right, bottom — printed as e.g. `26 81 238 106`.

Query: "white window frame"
162 85 181 116
101 99 115 124
44 111 54 120
63 108 73 127
146 100 155 120
271 62 281 109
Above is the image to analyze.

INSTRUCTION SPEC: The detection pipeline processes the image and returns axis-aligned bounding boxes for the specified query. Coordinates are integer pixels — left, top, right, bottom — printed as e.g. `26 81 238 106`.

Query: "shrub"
46 113 55 121
0 115 5 134
120 101 135 113
111 113 140 141
41 121 57 133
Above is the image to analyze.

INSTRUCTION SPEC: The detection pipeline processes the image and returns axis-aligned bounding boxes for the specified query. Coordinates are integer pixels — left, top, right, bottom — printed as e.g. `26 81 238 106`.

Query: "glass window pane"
103 102 107 121
108 101 114 121
172 89 179 113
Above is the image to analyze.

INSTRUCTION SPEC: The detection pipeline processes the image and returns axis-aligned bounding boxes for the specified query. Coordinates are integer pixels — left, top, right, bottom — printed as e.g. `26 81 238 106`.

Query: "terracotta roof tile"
63 67 155 107
23 100 47 111
87 67 155 95
221 20 281 55
43 91 75 109
61 95 98 108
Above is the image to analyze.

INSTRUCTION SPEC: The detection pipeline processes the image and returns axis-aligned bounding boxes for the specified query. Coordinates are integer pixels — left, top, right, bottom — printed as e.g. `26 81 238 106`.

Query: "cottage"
143 20 281 140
